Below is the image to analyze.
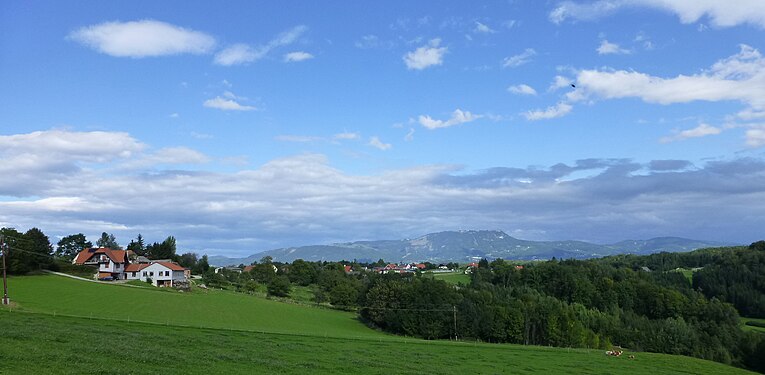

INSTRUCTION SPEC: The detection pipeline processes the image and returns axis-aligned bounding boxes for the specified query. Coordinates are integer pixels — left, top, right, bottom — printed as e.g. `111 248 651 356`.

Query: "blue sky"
2 1 765 256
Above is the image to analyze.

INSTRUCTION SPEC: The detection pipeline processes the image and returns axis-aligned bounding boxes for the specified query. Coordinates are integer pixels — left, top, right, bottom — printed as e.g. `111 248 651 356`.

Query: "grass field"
6 274 378 339
741 317 765 334
0 274 756 374
428 271 471 285
0 310 754 374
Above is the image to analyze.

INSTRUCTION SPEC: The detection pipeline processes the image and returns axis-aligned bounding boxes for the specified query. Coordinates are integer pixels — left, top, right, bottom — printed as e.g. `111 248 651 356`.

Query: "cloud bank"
1 130 762 256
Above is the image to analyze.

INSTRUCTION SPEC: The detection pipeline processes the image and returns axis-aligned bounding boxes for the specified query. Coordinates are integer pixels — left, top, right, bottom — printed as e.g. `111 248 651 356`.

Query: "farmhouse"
73 247 189 287
125 261 187 287
72 247 130 280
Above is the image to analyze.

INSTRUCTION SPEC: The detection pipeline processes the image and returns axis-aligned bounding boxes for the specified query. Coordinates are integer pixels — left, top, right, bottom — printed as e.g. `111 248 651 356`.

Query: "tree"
126 234 146 255
56 233 92 259
749 240 765 252
178 252 198 269
146 236 177 260
267 275 291 297
193 254 210 275
1 227 53 274
96 232 121 249
288 259 317 286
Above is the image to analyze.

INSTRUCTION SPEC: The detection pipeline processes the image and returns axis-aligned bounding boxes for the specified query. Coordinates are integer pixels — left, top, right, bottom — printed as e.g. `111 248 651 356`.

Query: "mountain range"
208 230 730 266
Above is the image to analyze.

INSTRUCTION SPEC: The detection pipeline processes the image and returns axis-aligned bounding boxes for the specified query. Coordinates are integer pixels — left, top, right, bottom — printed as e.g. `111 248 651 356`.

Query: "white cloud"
405 128 415 142
403 38 447 70
214 44 261 66
68 20 216 58
474 22 496 34
746 127 765 147
549 75 573 91
508 84 538 96
203 96 256 111
550 0 765 28
524 102 573 120
597 39 630 55
0 130 143 161
214 25 307 66
284 51 314 62
1 139 763 256
333 132 360 140
659 124 722 143
368 136 392 150
571 45 765 111
121 147 210 169
275 135 323 143
169 113 179 118
418 109 482 129
503 48 536 68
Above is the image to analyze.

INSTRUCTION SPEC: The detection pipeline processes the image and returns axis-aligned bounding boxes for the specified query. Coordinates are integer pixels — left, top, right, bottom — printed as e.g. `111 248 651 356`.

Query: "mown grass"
1 274 756 374
0 310 754 375
7 274 378 339
741 317 765 334
428 272 470 285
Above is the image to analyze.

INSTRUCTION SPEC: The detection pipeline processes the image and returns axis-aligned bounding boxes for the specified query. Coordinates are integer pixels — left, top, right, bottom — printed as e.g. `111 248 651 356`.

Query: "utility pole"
453 305 457 341
1 235 9 305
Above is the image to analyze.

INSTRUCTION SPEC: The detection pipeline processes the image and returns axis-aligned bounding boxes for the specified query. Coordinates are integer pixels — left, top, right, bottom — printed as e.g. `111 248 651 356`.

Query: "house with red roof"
72 247 130 280
73 247 189 287
126 262 188 287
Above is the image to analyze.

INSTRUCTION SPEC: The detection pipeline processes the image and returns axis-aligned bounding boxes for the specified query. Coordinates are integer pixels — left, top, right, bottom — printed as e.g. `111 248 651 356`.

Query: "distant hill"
208 230 731 266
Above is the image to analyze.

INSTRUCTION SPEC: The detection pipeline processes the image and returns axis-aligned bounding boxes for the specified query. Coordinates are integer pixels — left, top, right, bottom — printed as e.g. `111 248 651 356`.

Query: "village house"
73 247 189 287
72 247 130 280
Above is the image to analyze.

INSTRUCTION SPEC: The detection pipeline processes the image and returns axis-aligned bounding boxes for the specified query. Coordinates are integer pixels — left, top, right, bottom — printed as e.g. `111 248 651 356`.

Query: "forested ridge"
358 243 765 372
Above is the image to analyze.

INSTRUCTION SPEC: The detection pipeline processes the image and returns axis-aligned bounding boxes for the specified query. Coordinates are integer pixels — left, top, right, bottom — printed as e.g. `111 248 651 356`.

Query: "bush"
267 275 291 297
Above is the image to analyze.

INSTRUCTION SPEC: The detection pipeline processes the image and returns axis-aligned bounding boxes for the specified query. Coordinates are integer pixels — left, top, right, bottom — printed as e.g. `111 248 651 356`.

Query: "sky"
2 1 765 257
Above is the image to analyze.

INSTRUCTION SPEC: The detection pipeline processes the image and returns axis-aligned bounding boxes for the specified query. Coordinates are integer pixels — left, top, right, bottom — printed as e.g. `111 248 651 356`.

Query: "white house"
72 247 129 280
127 262 187 287
74 248 189 287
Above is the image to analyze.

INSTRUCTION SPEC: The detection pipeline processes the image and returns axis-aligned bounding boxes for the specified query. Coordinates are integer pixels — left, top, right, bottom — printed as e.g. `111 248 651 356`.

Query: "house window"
116 263 120 269
165 271 170 276
142 271 146 276
149 271 154 276
132 272 136 277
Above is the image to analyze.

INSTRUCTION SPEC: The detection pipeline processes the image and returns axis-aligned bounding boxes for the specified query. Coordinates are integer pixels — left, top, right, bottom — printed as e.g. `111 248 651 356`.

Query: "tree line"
1 227 212 276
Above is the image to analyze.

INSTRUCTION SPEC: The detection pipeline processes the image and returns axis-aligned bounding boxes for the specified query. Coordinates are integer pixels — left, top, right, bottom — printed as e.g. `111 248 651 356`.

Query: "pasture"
428 271 470 285
0 274 755 374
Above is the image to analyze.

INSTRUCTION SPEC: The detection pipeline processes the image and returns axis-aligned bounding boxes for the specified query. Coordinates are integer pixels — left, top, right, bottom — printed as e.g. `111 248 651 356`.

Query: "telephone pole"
1 235 9 305
453 305 458 341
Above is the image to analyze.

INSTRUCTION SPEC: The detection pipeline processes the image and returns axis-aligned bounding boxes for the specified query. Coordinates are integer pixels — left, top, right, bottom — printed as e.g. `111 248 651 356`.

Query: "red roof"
344 265 352 273
415 263 426 269
243 265 255 272
156 262 186 271
73 248 127 265
125 263 150 272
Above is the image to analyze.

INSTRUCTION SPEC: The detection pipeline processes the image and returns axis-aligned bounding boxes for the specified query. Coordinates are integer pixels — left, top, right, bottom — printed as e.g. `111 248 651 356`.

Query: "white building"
126 261 187 287
74 248 188 287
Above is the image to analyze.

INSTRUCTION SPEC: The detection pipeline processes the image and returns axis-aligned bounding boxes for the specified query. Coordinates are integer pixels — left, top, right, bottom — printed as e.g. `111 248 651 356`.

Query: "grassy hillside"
7 274 378 339
0 311 754 375
0 274 756 374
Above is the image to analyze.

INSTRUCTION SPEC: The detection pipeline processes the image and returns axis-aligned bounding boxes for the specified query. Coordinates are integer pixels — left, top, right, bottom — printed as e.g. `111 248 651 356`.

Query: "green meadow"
428 271 471 285
6 274 377 339
0 274 755 374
